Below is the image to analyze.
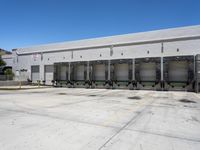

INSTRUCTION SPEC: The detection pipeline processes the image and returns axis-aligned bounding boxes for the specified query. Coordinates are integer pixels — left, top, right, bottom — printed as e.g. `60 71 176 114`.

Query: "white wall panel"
163 39 200 57
73 48 110 62
112 43 162 59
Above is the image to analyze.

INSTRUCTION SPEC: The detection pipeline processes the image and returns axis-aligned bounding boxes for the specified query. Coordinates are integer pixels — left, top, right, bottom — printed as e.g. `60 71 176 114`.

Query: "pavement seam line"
97 98 155 150
125 129 200 143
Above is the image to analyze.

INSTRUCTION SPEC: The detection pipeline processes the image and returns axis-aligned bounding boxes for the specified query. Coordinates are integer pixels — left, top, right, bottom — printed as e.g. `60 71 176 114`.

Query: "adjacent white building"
1 54 13 67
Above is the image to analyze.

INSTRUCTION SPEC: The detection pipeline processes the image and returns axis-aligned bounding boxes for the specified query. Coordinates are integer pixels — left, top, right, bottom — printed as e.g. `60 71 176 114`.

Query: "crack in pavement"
97 98 155 150
2 105 200 144
0 107 120 130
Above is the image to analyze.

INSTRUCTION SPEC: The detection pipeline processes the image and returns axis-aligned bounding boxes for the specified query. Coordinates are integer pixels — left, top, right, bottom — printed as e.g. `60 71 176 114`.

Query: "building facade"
12 25 200 91
1 54 13 67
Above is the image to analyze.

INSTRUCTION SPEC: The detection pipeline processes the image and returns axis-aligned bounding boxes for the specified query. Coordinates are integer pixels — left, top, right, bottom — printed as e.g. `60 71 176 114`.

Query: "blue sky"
0 0 200 51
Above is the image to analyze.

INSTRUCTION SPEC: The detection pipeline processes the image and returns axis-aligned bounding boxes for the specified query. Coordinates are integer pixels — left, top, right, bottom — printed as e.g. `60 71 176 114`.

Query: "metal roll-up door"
114 63 129 81
45 65 54 85
168 61 188 82
31 65 40 83
94 64 106 81
60 65 68 80
140 62 156 81
75 65 85 81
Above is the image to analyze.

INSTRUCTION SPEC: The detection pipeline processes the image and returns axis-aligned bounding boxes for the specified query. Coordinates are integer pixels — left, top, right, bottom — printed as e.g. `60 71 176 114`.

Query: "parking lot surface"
0 88 200 150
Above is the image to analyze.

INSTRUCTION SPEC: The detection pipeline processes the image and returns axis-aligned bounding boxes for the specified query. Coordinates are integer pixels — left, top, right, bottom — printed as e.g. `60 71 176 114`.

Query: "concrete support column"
87 61 90 80
68 62 71 81
28 67 31 81
40 64 44 81
108 60 111 80
161 57 164 81
194 56 196 80
132 59 135 81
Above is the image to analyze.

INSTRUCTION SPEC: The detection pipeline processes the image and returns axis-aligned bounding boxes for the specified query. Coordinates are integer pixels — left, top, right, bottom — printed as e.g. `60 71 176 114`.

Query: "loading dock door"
74 65 85 81
94 64 106 81
114 63 129 81
140 62 156 81
60 65 68 80
31 65 40 83
168 61 188 82
44 65 54 85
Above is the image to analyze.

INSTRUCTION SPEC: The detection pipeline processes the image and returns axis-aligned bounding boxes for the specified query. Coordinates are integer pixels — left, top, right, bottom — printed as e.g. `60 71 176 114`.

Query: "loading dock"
54 63 69 87
91 60 108 88
51 56 198 92
164 56 194 91
135 58 161 90
111 59 133 89
70 62 87 88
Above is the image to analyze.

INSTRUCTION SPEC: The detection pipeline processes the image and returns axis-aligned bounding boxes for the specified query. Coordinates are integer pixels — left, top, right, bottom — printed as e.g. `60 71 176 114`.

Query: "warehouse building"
12 25 200 92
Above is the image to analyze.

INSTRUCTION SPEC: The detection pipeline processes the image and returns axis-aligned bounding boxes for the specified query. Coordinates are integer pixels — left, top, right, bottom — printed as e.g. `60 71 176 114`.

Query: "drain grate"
179 99 196 103
128 96 141 100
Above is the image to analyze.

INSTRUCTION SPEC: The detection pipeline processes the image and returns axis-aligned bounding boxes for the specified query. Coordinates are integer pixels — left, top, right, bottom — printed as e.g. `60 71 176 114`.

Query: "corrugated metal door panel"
32 73 40 82
45 73 53 85
75 65 84 80
94 64 105 80
60 65 67 80
168 61 188 82
45 65 54 85
115 63 129 81
140 62 156 81
31 66 40 83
